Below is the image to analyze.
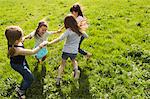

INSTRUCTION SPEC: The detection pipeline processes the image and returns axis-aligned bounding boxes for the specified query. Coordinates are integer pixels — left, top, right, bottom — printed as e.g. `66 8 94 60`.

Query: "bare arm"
82 32 89 38
48 38 60 45
16 46 42 55
24 34 33 39
50 26 64 34
48 29 68 45
16 41 48 56
22 31 35 42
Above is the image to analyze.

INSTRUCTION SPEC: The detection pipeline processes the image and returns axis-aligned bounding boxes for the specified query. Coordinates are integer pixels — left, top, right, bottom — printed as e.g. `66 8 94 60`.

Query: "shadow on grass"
56 67 92 99
69 67 92 99
26 62 46 99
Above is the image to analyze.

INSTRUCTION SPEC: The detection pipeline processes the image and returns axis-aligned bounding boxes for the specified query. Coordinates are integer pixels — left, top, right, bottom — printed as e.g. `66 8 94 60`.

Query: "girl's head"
70 4 83 17
5 26 23 57
5 26 23 45
35 21 48 37
64 15 82 36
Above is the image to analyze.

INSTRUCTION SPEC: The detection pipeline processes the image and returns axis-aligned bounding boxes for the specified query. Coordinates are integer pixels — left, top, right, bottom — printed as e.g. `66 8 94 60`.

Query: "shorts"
62 52 77 60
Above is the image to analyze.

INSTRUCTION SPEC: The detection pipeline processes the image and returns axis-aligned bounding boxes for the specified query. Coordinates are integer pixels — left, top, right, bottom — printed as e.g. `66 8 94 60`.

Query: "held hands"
79 19 88 31
57 26 64 33
21 37 26 42
47 41 52 46
39 41 48 48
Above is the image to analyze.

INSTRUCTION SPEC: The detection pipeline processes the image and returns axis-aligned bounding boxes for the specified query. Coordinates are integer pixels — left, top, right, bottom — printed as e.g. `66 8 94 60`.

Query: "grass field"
0 0 150 98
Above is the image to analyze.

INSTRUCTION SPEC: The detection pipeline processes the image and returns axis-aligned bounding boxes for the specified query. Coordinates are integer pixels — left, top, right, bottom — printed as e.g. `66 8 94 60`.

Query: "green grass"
0 0 150 98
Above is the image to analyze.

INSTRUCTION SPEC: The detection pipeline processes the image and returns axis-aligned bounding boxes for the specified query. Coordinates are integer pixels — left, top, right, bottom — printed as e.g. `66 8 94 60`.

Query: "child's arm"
77 16 89 31
48 29 68 45
16 41 48 55
82 32 89 38
49 26 64 34
79 20 88 30
22 31 35 42
48 38 60 45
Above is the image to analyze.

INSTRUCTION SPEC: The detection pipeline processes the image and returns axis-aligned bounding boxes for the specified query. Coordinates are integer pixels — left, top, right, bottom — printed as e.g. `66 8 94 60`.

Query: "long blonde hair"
5 26 23 57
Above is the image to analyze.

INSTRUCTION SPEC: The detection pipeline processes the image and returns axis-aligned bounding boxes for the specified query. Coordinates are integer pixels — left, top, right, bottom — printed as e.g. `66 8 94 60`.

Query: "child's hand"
47 41 52 45
57 26 64 33
57 29 62 33
39 41 48 48
21 37 26 42
80 20 88 28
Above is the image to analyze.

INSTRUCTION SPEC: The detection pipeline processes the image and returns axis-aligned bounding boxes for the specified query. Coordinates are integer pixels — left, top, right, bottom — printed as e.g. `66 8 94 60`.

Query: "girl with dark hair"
23 21 63 63
5 26 47 99
48 15 81 86
70 3 92 59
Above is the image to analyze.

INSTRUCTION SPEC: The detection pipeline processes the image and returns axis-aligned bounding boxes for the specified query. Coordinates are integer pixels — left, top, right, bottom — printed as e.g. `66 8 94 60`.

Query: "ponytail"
8 45 16 58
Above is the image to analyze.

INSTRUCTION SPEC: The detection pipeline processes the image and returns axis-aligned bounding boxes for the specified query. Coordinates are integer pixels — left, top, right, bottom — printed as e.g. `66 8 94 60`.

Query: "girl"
5 26 47 99
48 15 82 86
70 4 92 59
23 21 63 63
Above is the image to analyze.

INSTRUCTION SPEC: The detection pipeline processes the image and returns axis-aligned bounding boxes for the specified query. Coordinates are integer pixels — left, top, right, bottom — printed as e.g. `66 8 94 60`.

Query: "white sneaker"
56 77 61 86
73 70 80 80
16 87 26 99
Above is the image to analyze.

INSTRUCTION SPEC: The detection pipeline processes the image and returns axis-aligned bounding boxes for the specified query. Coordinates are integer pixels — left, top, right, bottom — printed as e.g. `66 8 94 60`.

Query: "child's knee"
61 60 66 66
59 65 65 70
71 59 76 63
71 59 77 65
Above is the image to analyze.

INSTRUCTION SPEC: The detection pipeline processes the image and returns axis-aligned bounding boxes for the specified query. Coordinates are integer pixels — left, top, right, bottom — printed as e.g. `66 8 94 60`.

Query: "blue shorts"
35 48 48 59
62 52 77 60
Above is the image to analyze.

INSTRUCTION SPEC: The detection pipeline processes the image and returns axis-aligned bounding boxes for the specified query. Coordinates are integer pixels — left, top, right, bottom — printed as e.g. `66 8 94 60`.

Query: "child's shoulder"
76 16 86 23
66 28 73 32
77 16 84 19
29 30 36 37
30 30 36 35
45 31 54 35
64 28 72 34
76 16 84 21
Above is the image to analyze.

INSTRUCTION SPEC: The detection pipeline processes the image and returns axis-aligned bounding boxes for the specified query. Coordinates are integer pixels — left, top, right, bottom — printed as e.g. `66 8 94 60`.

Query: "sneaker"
86 52 92 59
38 60 42 64
73 70 80 80
56 77 61 86
16 88 26 99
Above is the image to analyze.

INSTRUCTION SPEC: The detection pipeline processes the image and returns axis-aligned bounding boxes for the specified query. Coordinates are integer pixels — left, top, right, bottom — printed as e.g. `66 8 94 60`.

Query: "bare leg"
72 59 78 71
56 59 66 86
57 59 66 78
71 59 80 79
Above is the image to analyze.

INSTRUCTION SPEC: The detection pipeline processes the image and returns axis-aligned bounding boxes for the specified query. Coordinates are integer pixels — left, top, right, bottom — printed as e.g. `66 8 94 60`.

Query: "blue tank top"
8 45 28 65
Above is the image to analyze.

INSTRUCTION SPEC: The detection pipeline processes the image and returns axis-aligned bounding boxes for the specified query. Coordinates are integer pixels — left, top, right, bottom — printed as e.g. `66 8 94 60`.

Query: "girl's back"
59 28 81 54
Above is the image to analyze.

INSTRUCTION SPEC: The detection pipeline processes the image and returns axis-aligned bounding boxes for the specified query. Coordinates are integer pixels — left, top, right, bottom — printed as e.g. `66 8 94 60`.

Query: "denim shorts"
62 52 77 60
